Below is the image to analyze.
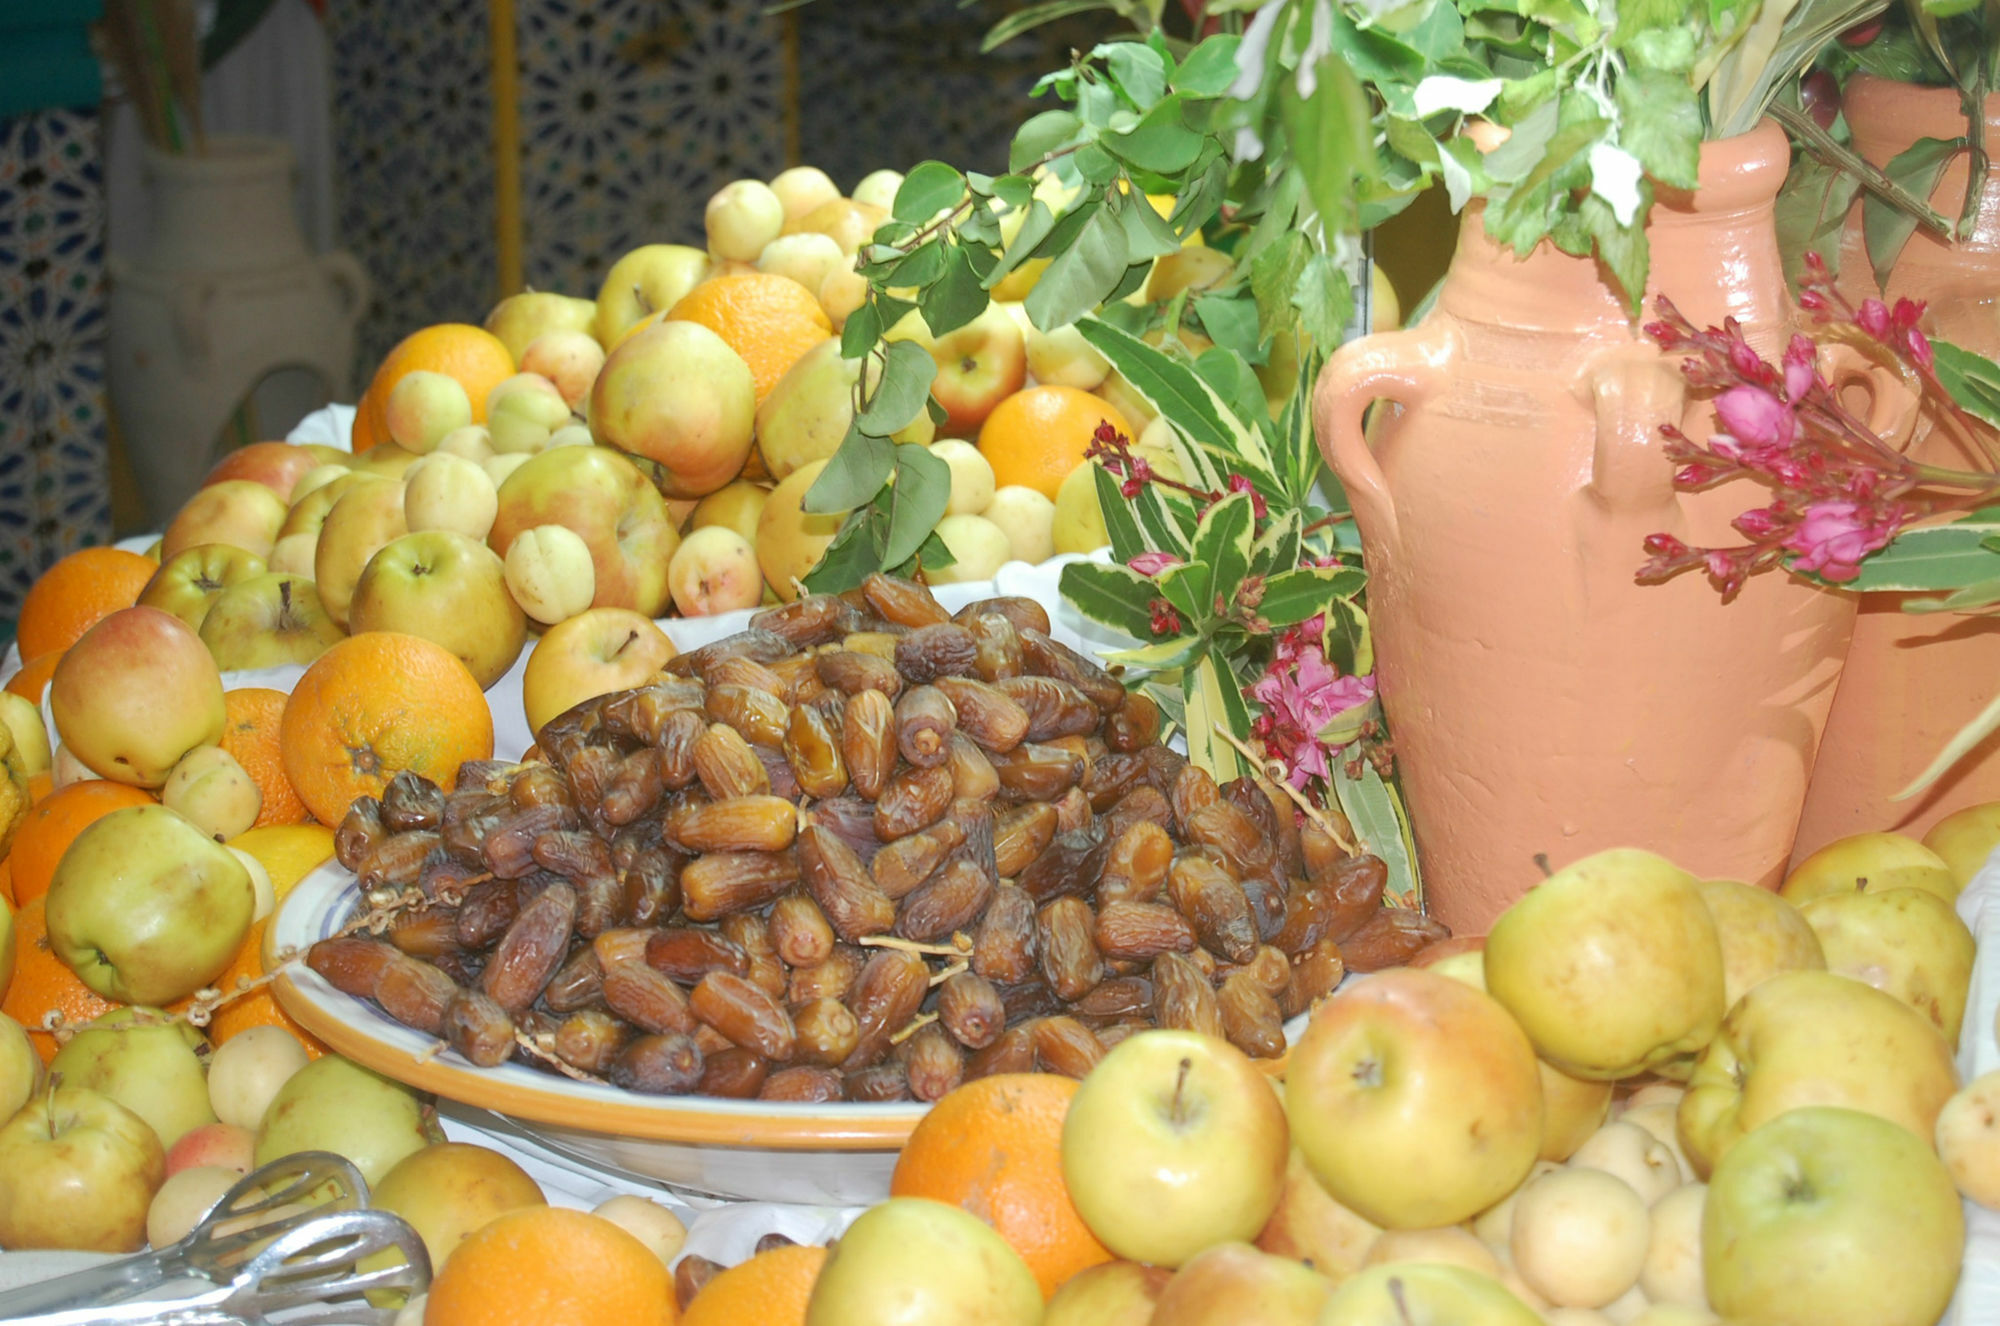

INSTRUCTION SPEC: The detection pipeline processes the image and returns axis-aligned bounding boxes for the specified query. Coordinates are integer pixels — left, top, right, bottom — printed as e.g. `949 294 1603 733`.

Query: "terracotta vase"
1313 122 1861 934
1792 75 2000 858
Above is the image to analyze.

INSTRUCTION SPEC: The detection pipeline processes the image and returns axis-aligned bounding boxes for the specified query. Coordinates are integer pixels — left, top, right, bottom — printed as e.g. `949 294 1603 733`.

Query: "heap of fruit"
304 572 1438 1101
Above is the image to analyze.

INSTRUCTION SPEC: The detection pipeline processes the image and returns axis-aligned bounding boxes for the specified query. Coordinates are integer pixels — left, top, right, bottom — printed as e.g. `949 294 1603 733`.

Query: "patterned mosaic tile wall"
0 109 110 621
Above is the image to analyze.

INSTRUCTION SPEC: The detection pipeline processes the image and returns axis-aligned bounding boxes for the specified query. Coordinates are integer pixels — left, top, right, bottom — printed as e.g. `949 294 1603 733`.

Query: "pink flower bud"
1907 326 1934 371
1714 384 1796 448
1127 551 1181 577
1858 299 1891 339
1783 335 1817 401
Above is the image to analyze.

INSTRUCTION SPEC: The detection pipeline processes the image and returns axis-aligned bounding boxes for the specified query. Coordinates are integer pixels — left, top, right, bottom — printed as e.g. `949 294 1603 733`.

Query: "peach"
667 526 763 616
489 446 679 617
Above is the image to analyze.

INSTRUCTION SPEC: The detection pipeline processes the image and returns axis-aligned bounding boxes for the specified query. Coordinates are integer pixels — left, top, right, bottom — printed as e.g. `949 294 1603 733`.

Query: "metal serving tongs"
0 1151 432 1325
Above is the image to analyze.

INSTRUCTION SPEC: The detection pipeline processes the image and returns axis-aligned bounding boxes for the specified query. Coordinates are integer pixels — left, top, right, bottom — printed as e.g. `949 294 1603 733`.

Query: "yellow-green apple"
544 422 593 450
929 514 1013 584
435 424 496 464
1677 968 1958 1177
484 452 530 488
1146 245 1235 304
1026 321 1110 390
163 479 289 560
1640 1183 1707 1308
1286 968 1542 1229
385 370 473 453
314 475 408 628
198 573 344 670
1317 1263 1544 1326
278 470 363 542
690 480 769 544
1780 831 1958 904
351 531 527 688
1924 800 2000 888
348 441 423 480
1150 1241 1333 1326
1255 1145 1382 1283
52 606 226 786
485 373 573 454
1096 368 1158 437
146 1165 241 1248
930 438 996 515
983 485 1056 565
1053 462 1108 553
1509 1167 1649 1309
1935 1069 2000 1207
0 692 51 779
1484 848 1726 1081
706 178 786 262
757 458 845 601
1696 877 1825 1010
521 608 676 735
886 304 1026 436
226 846 274 922
1062 1028 1288 1267
755 337 866 481
203 441 322 502
139 544 269 632
784 197 889 256
205 1025 310 1130
668 526 763 616
45 804 253 1005
590 320 756 497
0 1084 166 1252
160 745 260 841
591 244 712 347
1539 1061 1615 1163
255 1055 437 1187
1567 1120 1681 1205
1362 1226 1500 1277
0 1012 44 1123
591 1194 686 1269
519 330 604 410
368 1142 546 1273
403 452 499 542
803 1196 1042 1326
818 261 868 329
503 524 596 626
758 232 845 297
768 165 840 222
850 170 903 213
50 1008 214 1150
1798 885 1975 1043
1614 1103 1697 1183
1627 1082 1686 1110
489 446 679 616
1703 1106 1963 1326
1045 1260 1171 1326
485 290 596 361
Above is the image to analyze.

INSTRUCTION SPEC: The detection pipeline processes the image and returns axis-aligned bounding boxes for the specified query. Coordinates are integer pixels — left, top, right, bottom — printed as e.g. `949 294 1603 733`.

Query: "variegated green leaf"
1059 561 1161 639
1090 462 1150 563
1104 634 1208 671
1183 656 1246 785
1333 762 1421 907
1260 565 1365 627
1075 315 1277 483
1193 492 1255 613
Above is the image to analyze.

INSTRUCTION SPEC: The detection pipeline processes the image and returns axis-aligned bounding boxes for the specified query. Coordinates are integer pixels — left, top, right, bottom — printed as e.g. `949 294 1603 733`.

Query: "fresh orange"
666 273 831 402
204 917 326 1056
281 632 493 825
351 323 515 453
16 547 159 660
423 1206 677 1326
24 773 52 806
220 688 311 826
9 781 157 908
681 1244 826 1326
6 652 63 705
977 385 1135 500
5 897 117 1062
888 1072 1113 1298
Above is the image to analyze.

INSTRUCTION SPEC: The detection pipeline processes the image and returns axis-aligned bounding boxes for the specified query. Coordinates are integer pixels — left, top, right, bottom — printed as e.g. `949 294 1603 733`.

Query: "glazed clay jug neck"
1441 119 1794 341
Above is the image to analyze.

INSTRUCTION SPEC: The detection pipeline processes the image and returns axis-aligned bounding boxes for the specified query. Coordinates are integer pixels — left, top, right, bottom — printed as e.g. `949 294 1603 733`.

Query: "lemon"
227 824 337 905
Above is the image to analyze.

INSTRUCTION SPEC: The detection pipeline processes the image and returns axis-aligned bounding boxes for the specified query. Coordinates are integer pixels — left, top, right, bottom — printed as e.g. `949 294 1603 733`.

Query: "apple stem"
42 1071 61 1140
1170 1056 1193 1126
1389 1277 1416 1326
1533 853 1553 878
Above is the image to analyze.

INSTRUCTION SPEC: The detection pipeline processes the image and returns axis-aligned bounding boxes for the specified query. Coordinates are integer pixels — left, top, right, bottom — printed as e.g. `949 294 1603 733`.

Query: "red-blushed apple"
1317 1263 1544 1326
1044 1260 1171 1326
350 530 527 688
1677 968 1958 1178
887 304 1027 436
314 474 408 629
197 573 345 670
1640 1182 1707 1308
1924 800 2000 889
1696 877 1825 1010
1568 1120 1681 1205
503 524 596 625
0 1012 42 1124
591 244 712 347
1485 849 1726 1081
138 544 269 632
1510 1167 1650 1309
489 446 679 616
1797 884 1975 1043
668 526 763 616
1704 1106 1963 1326
160 745 260 841
521 608 677 735
49 1007 216 1150
520 330 604 409
1059 1029 1289 1268
162 479 289 560
202 441 322 502
365 1142 546 1279
803 1196 1042 1326
487 290 597 361
385 371 473 454
1286 968 1543 1229
254 1054 437 1187
147 1164 240 1248
1936 1069 2000 1207
291 463 350 503
0 1084 167 1252
164 1121 255 1177
45 805 254 1006
1149 1241 1333 1326
589 320 756 497
206 1024 311 1130
592 1194 687 1269
51 605 226 787
1362 1226 1500 1277
1779 831 1959 905
1255 1144 1382 1284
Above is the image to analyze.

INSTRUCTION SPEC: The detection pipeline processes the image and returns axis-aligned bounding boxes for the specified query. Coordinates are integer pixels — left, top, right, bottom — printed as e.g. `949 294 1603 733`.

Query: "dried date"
894 623 978 683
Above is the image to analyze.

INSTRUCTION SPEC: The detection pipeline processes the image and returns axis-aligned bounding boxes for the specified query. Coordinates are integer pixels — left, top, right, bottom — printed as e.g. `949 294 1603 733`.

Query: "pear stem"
1533 853 1553 879
1169 1055 1192 1126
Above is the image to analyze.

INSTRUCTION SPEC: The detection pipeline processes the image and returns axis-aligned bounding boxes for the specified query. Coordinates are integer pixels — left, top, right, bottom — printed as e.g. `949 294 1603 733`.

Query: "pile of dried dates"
307 573 1447 1104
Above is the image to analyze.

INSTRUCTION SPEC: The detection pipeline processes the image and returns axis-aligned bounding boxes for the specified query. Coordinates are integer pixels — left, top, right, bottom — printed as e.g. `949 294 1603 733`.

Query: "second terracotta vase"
1313 122 1860 935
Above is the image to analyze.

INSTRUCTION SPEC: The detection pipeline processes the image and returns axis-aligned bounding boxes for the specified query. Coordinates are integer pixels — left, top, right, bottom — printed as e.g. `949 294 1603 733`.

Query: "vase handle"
1578 342 1688 515
1311 320 1458 552
1819 341 1921 450
319 250 373 332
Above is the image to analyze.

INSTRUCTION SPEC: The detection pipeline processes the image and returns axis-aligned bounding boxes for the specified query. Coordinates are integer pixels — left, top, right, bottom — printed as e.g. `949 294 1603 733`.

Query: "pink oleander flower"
1782 499 1905 582
1127 551 1181 577
1225 473 1269 520
1713 384 1795 448
1250 639 1377 788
